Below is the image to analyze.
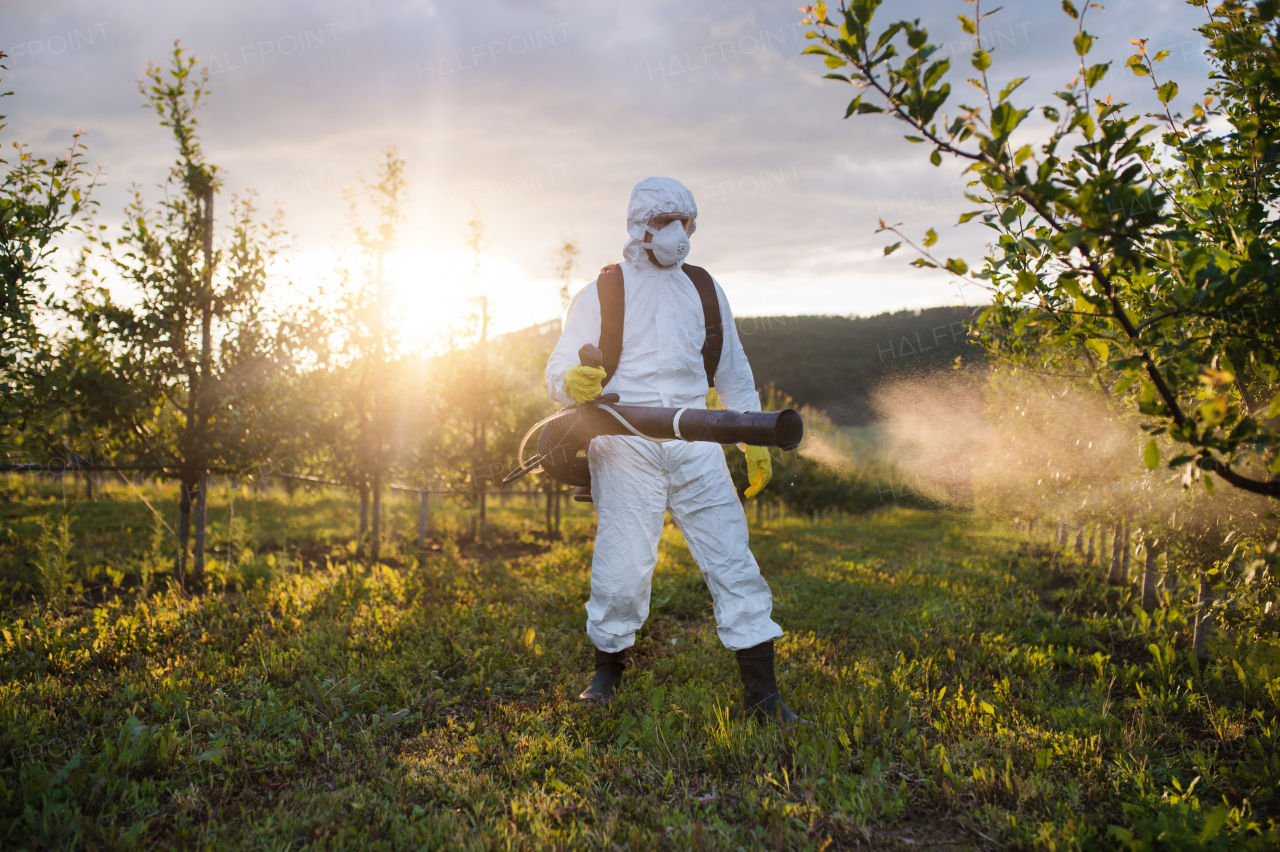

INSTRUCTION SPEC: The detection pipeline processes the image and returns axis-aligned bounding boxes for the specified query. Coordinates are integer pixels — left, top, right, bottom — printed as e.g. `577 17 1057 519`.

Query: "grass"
2 479 1279 850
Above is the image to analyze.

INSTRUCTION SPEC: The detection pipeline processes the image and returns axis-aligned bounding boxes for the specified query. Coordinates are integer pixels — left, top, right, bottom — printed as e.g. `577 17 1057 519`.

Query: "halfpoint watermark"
415 23 569 83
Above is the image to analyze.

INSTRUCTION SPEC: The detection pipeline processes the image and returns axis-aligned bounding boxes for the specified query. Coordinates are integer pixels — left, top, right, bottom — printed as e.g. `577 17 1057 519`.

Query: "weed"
1 485 1278 848
32 513 74 605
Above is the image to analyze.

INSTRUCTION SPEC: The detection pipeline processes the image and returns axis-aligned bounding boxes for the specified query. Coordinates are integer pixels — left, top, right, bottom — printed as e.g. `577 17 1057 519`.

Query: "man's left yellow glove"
742 445 773 499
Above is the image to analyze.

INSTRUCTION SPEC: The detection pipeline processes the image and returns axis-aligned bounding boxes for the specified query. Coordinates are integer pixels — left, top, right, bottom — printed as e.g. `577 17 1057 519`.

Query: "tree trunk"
193 472 209 584
417 490 429 549
356 483 370 558
477 440 487 542
755 497 763 526
1085 527 1096 565
1121 523 1132 580
1140 540 1160 613
1193 573 1215 660
1107 521 1125 584
545 487 553 537
371 473 382 562
554 487 561 534
1074 527 1084 555
176 478 195 586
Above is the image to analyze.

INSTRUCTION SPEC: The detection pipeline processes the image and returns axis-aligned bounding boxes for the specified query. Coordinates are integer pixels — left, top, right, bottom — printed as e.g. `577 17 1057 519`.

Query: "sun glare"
274 244 570 354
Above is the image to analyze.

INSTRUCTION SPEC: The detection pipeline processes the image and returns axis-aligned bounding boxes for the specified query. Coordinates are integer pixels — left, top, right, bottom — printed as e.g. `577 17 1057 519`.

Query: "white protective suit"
545 176 784 654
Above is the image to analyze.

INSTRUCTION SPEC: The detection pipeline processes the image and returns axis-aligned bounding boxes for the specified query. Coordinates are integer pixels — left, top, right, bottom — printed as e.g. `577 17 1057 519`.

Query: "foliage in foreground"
804 0 1280 498
2 489 1279 849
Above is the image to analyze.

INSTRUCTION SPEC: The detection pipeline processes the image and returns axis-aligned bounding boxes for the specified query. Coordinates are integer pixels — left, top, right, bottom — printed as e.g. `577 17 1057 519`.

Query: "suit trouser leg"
584 436 667 653
667 442 784 652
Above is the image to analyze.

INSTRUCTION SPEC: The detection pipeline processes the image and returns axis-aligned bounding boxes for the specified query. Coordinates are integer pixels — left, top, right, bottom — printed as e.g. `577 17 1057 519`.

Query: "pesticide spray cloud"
868 366 1274 552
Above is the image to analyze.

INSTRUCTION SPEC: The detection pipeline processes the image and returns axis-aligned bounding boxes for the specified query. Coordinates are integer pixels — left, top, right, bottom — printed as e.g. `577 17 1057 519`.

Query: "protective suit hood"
624 177 697 265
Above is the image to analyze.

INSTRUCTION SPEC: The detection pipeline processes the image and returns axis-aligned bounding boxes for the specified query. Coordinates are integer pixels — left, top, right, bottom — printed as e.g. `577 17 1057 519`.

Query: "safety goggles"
647 213 695 235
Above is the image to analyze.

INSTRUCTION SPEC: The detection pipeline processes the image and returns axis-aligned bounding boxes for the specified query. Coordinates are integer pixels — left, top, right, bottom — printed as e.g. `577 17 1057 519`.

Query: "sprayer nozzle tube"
588 405 803 450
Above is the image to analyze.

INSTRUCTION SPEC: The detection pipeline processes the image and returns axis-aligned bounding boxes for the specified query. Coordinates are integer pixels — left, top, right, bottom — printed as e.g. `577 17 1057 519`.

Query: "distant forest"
736 307 984 425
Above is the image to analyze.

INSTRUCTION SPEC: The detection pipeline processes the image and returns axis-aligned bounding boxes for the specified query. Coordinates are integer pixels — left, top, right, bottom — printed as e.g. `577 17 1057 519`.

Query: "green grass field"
2 481 1278 850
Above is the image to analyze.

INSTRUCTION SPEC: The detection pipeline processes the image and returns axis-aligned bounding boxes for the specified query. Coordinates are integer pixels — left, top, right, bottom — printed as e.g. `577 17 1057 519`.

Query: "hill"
734 307 984 424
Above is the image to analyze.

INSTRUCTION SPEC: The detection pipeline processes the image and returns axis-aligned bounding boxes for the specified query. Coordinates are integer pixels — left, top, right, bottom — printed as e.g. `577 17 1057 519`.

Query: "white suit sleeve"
546 280 601 405
710 279 762 413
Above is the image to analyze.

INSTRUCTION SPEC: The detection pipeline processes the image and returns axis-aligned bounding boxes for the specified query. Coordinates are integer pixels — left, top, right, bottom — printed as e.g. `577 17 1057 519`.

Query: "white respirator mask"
645 219 691 267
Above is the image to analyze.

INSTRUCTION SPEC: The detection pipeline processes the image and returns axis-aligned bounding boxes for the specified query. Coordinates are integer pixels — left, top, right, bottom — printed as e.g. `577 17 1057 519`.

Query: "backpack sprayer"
503 344 804 500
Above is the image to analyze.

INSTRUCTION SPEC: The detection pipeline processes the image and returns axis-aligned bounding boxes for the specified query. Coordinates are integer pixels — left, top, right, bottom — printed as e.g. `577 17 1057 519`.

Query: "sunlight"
385 246 565 346
272 243 570 353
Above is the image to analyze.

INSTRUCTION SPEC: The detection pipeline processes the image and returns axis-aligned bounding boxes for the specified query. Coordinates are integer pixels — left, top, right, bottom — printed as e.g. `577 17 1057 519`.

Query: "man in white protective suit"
545 176 801 723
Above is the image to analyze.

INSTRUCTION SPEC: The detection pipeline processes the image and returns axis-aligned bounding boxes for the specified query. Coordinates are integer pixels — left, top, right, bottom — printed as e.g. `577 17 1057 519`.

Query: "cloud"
2 0 1217 327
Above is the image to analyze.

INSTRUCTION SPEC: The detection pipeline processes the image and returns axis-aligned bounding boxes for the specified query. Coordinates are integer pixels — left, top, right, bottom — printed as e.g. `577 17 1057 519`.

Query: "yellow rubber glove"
564 365 607 403
743 446 773 499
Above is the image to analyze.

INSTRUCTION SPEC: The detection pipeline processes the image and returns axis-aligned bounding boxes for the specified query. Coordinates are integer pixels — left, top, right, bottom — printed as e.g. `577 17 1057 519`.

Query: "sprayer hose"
516 404 674 474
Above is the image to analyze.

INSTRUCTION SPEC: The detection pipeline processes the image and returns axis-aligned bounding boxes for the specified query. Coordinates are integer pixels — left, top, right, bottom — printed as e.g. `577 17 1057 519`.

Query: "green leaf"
998 77 1028 103
923 59 951 89
1073 32 1093 56
971 50 991 72
1062 0 1079 19
958 14 977 33
1076 112 1095 138
1014 271 1038 295
910 258 937 269
884 242 902 255
923 228 938 247
1143 439 1160 470
958 210 985 223
904 135 926 143
1199 805 1228 842
1152 49 1170 61
1085 62 1110 88
1084 338 1108 362
1127 54 1149 76
1157 81 1178 103
845 95 884 118
990 102 1030 138
945 258 968 275
824 55 846 69
930 149 942 166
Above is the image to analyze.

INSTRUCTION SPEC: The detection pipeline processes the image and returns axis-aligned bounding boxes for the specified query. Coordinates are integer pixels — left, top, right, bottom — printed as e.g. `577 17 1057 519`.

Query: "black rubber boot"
736 640 803 724
577 648 625 703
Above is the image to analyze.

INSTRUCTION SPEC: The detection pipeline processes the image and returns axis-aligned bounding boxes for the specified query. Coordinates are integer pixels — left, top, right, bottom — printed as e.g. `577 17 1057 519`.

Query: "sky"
2 0 1219 343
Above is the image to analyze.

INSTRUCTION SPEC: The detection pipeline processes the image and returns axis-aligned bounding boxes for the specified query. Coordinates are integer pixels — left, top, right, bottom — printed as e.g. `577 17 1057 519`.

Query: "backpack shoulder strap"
681 264 723 387
597 264 625 385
